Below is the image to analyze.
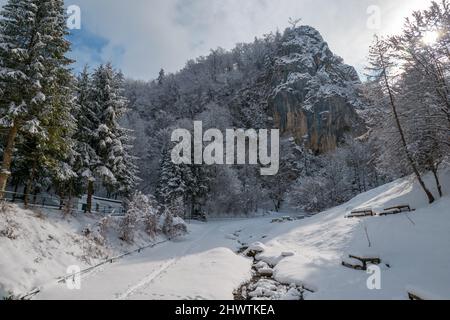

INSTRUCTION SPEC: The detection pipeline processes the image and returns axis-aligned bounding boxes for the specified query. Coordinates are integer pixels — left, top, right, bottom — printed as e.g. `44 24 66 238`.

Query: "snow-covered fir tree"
0 0 75 201
157 147 188 211
84 63 139 211
72 66 100 209
0 0 45 195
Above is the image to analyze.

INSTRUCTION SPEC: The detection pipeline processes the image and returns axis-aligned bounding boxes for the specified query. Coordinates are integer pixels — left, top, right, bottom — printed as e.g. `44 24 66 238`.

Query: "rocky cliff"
269 26 365 154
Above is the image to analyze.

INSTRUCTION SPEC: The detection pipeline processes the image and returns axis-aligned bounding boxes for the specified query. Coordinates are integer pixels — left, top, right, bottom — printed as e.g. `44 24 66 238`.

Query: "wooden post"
86 180 94 213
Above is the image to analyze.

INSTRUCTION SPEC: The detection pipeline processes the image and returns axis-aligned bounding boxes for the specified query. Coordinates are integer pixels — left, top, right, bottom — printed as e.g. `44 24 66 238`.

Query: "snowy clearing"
1 170 449 300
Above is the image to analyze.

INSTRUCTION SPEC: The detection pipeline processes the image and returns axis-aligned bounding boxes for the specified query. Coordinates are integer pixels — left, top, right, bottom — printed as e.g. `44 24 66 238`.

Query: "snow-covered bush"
141 194 160 238
171 216 188 237
98 216 110 239
160 197 187 238
0 201 14 214
120 207 138 243
161 211 173 236
160 211 188 239
287 176 329 213
0 204 19 240
82 224 106 246
120 192 161 242
80 228 108 263
0 218 18 240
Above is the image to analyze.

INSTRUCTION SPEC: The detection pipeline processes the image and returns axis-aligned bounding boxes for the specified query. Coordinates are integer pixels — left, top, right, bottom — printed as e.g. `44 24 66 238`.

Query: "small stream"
233 245 304 301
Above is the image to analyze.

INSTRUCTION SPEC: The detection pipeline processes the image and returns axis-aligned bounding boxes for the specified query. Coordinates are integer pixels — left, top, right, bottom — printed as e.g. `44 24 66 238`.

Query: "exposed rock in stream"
234 243 304 301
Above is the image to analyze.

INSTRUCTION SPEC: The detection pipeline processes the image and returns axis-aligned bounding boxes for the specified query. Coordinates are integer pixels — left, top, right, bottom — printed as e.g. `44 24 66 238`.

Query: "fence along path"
2 190 124 215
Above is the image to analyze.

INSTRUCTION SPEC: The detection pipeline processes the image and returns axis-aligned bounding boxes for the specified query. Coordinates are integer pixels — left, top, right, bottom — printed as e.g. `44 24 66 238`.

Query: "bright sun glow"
422 30 439 45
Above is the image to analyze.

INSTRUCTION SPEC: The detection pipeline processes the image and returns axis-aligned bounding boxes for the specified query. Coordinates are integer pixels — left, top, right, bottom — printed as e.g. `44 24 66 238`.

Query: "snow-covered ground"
1 170 449 300
0 205 106 297
36 221 254 300
248 170 450 300
0 205 166 298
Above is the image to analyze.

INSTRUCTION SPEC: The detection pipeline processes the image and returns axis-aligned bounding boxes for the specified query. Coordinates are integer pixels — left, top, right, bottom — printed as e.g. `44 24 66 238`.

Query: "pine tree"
73 66 100 212
72 66 99 210
33 0 76 205
111 71 140 198
87 63 138 209
185 164 210 218
116 136 140 197
0 0 74 198
0 0 41 196
157 68 165 85
157 147 188 209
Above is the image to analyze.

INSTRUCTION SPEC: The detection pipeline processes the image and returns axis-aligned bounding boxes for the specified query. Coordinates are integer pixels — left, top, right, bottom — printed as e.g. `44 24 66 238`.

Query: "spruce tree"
73 66 100 212
186 164 210 218
116 136 140 197
0 0 74 198
157 147 187 208
86 63 138 210
157 68 165 85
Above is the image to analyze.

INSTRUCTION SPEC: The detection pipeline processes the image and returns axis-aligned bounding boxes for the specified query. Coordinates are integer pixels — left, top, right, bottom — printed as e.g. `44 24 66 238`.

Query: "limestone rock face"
269 26 365 153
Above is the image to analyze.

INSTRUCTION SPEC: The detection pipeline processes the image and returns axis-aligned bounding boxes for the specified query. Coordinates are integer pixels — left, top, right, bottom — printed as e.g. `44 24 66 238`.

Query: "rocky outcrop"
269 26 365 154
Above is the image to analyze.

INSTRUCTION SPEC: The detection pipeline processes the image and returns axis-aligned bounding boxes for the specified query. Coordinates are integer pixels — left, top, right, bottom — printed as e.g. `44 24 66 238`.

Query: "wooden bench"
380 205 415 216
346 209 375 218
342 258 365 271
341 255 381 271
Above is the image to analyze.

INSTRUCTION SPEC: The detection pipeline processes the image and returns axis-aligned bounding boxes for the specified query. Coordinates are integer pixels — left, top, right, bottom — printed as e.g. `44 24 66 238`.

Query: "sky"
0 0 436 80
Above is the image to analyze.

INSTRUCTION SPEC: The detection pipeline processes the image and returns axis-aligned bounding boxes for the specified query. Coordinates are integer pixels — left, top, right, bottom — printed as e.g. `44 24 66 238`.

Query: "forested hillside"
0 0 448 220
123 25 381 216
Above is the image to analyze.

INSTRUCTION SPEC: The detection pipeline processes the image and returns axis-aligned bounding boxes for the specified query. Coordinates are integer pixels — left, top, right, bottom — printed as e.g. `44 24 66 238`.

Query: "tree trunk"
58 191 64 210
12 183 19 203
33 189 37 205
64 192 73 216
378 45 435 204
86 180 94 213
0 123 19 199
273 200 281 212
24 161 37 209
432 166 443 198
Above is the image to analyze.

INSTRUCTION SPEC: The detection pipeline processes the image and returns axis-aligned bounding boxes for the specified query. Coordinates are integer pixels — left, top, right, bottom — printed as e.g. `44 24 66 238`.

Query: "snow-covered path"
35 219 257 300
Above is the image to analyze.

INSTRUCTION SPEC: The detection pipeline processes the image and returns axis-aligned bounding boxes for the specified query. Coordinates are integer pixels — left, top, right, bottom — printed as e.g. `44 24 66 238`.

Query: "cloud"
0 0 435 79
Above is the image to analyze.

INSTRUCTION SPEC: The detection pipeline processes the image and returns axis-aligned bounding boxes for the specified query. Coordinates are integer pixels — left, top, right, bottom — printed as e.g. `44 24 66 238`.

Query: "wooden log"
342 260 366 271
384 205 412 212
379 210 401 216
351 209 374 215
346 211 375 218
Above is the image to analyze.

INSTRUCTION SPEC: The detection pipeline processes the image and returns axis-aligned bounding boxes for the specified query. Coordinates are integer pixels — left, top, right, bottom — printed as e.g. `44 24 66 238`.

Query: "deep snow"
1 170 449 300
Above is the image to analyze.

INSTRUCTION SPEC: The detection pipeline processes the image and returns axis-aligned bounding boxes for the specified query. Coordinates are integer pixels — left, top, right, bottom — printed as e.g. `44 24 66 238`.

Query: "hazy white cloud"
0 0 435 79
